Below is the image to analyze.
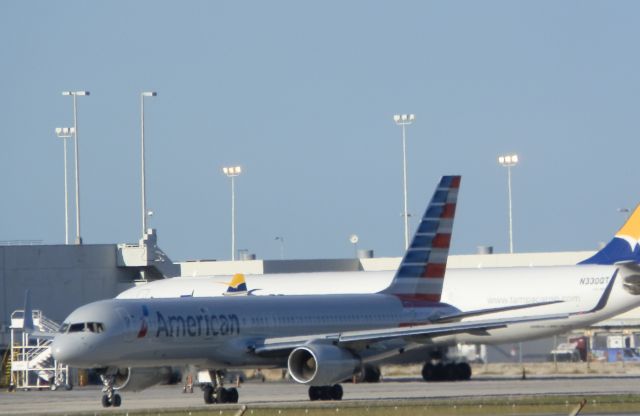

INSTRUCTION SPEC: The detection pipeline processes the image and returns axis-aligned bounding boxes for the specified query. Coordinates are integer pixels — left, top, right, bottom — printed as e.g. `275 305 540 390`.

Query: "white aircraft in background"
117 200 640 382
48 176 640 408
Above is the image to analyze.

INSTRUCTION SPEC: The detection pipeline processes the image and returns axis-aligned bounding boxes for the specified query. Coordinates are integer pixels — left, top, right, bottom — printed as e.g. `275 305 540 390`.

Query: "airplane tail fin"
224 273 249 296
380 175 460 303
580 204 640 265
21 290 54 339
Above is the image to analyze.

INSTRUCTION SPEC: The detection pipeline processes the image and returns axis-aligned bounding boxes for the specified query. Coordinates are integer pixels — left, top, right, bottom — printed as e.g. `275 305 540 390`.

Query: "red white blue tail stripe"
381 175 460 303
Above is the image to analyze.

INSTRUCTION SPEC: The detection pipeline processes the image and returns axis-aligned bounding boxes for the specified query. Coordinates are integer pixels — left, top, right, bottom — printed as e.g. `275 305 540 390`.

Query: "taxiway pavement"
2 375 640 415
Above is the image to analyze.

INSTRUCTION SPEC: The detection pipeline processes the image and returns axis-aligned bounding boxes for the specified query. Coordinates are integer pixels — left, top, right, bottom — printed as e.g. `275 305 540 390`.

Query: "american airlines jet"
48 176 635 407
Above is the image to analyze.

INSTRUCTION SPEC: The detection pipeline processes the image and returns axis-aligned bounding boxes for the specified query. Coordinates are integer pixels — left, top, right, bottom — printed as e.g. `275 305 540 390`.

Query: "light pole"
140 91 157 236
498 153 519 253
393 113 415 250
62 90 90 245
349 234 359 258
54 127 75 245
222 166 242 260
275 236 285 260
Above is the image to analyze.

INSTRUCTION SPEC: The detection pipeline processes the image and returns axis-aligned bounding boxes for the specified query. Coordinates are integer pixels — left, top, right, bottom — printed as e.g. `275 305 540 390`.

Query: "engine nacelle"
112 367 172 392
623 273 640 295
287 344 360 386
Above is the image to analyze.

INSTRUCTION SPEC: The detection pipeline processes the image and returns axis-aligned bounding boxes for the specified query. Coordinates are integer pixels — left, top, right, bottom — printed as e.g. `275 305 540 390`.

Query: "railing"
11 310 59 333
39 315 60 333
10 309 69 389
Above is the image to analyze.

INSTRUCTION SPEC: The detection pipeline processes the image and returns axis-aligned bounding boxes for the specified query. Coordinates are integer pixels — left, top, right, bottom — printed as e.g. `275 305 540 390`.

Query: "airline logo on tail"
222 273 260 296
382 175 460 303
580 205 640 265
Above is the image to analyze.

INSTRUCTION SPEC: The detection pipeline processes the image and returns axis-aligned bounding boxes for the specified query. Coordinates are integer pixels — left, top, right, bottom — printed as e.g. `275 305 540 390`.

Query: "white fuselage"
51 293 458 369
118 265 634 344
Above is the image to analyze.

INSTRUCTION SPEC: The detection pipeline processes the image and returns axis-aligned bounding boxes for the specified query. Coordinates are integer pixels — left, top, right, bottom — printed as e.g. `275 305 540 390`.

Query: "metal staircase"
9 310 70 391
1 348 10 387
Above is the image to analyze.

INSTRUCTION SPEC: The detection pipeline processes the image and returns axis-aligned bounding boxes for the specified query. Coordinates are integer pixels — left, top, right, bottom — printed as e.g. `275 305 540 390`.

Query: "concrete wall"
0 244 139 347
177 251 597 276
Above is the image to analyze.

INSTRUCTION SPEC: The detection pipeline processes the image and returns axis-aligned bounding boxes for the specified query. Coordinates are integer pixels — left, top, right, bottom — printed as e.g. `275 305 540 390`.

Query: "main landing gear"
202 370 239 404
308 384 343 401
421 361 471 381
100 374 122 408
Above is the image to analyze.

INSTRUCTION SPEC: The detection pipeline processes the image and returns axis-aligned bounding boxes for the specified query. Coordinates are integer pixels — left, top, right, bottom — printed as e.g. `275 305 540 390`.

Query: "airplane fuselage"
52 293 457 368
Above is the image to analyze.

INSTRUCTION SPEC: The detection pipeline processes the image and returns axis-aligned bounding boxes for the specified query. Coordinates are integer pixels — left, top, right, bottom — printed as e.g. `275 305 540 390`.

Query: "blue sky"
1 1 639 261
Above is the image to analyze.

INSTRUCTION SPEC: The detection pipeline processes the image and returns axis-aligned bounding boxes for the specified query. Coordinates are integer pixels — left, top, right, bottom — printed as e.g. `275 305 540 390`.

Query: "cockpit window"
65 322 105 333
58 323 69 333
68 323 85 333
87 322 105 333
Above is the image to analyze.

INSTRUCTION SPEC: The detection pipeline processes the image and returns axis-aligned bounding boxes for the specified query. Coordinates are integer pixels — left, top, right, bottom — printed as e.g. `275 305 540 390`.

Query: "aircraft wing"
336 312 566 344
253 274 616 355
252 312 567 355
431 300 564 323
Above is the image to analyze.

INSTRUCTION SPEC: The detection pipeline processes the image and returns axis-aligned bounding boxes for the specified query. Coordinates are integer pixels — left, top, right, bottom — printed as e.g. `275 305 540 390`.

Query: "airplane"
116 202 640 382
48 176 636 407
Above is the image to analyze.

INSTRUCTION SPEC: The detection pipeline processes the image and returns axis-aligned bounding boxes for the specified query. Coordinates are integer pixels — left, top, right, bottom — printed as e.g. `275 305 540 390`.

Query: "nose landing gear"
99 374 122 407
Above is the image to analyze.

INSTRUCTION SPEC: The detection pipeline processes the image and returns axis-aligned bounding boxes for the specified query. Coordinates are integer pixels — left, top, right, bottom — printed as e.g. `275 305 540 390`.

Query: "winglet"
580 204 640 265
380 175 461 303
572 270 617 315
23 290 34 333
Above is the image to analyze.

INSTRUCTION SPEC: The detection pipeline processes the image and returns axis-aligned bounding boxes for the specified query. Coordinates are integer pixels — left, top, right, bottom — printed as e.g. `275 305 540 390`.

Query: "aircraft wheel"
217 387 228 403
457 362 472 380
445 363 458 381
101 394 112 408
227 387 239 403
64 383 73 391
365 365 381 383
330 384 343 400
318 386 331 400
308 386 320 401
203 385 215 404
421 362 434 381
113 394 122 407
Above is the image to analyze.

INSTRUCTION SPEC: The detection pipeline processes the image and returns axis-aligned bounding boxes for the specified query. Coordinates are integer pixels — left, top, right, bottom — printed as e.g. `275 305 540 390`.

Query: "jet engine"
616 263 640 295
623 272 640 295
111 367 173 392
287 344 360 386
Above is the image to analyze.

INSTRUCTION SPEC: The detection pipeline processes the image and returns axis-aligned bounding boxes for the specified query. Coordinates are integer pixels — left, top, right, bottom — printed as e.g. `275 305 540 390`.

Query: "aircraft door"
116 307 136 342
